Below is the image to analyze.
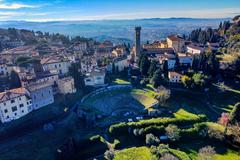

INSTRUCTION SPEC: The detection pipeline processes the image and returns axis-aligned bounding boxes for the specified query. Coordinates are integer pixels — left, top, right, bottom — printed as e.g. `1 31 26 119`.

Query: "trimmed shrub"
109 114 206 136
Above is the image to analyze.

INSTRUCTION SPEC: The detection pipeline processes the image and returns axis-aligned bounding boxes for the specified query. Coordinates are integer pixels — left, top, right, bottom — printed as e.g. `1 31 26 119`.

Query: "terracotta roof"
177 53 193 58
86 69 105 77
0 88 26 103
41 56 68 64
143 48 174 55
58 76 74 83
169 71 183 77
187 44 204 50
27 82 52 92
167 35 184 42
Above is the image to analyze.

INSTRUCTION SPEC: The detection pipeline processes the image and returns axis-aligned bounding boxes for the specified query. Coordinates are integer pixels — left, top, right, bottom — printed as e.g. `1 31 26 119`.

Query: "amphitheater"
80 85 158 117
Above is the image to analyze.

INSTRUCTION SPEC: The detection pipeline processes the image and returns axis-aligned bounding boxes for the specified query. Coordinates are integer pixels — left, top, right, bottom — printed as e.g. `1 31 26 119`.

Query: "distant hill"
0 18 230 44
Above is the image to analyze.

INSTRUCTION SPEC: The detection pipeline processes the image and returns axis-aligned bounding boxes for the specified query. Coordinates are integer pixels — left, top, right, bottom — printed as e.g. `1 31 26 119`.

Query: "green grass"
131 88 156 99
114 146 192 160
114 78 131 85
214 150 240 160
205 122 225 132
114 147 151 160
82 87 158 110
169 148 191 160
213 83 240 94
174 109 201 120
131 90 157 109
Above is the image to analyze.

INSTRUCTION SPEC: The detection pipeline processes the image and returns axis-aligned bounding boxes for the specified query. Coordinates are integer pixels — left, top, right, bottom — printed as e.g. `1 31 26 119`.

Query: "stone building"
57 76 76 94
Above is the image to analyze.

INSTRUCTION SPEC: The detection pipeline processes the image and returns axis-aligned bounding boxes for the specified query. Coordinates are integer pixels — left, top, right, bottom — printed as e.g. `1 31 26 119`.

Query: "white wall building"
168 71 183 83
26 83 54 111
187 44 205 55
113 56 129 72
159 54 176 70
177 53 193 66
41 56 71 75
0 64 13 77
84 70 105 87
0 88 32 123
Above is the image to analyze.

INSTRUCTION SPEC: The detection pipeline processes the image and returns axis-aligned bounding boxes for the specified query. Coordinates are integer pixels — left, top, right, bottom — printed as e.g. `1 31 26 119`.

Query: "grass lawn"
114 147 151 160
174 109 201 119
114 146 192 160
178 140 240 160
114 78 131 85
214 150 240 160
131 89 158 109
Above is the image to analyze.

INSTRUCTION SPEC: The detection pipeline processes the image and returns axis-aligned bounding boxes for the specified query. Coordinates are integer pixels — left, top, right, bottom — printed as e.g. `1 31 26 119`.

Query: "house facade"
84 70 105 87
0 63 13 77
41 56 71 75
113 56 129 72
177 53 193 66
0 88 32 123
57 76 76 94
187 44 205 55
168 71 183 83
26 83 54 111
159 54 176 70
167 35 185 53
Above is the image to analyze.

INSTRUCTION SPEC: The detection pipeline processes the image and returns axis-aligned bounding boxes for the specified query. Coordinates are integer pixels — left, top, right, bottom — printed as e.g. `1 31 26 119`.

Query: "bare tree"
165 124 180 141
197 146 216 160
155 86 171 105
160 153 179 160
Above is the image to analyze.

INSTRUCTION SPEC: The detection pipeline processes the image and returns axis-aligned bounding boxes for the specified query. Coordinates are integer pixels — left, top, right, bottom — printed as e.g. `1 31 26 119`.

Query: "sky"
0 0 239 21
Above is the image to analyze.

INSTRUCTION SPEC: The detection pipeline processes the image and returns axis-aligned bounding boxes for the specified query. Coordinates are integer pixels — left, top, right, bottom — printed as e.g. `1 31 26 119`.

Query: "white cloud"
0 0 38 9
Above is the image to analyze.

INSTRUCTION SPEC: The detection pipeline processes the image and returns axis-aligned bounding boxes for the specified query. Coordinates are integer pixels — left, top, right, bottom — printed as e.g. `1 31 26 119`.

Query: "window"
19 97 21 100
19 104 24 108
14 113 17 116
12 106 17 112
22 110 24 113
4 109 8 113
11 99 15 103
3 103 6 106
6 116 9 119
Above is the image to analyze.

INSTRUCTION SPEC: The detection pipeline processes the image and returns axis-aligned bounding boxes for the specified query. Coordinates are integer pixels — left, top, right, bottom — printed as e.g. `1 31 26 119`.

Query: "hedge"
109 115 207 136
169 149 191 160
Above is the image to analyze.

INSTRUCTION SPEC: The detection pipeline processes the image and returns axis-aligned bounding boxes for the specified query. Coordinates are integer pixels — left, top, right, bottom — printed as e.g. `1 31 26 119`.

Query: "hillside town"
0 14 239 160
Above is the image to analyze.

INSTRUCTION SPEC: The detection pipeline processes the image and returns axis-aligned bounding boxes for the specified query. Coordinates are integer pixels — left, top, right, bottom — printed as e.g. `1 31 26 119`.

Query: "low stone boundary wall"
81 84 132 103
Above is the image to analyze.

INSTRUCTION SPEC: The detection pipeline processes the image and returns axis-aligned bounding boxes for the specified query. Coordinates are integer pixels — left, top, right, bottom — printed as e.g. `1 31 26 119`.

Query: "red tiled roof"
167 35 183 42
169 71 183 77
0 88 26 103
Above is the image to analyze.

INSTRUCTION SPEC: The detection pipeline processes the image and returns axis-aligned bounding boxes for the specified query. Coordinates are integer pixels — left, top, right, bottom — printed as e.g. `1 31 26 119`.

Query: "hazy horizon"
0 0 239 22
0 17 232 23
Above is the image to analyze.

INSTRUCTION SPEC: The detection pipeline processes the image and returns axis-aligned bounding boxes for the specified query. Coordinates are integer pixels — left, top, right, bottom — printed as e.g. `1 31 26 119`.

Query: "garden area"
102 108 240 160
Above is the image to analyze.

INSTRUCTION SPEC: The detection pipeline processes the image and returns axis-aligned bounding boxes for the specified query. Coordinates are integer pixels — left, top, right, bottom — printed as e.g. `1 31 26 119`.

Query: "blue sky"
0 0 239 21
